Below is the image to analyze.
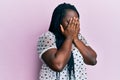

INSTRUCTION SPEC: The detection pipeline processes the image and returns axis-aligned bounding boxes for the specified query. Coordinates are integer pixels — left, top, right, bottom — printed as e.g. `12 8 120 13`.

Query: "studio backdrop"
0 0 120 80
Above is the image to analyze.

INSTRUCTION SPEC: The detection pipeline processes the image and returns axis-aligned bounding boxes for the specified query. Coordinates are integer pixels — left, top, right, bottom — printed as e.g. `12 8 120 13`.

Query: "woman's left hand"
73 17 80 42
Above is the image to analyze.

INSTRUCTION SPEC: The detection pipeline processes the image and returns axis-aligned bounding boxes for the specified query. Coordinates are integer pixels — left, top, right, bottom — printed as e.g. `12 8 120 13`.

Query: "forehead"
64 9 79 19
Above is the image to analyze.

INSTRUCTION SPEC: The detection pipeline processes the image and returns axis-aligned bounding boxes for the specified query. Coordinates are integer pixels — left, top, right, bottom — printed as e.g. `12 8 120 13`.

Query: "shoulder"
38 31 56 40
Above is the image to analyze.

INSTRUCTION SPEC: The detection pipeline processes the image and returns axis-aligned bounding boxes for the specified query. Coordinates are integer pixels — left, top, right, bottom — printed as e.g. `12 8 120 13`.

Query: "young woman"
37 3 97 80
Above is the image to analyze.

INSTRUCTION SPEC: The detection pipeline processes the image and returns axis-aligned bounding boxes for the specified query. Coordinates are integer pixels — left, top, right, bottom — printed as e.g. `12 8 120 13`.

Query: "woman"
37 3 97 80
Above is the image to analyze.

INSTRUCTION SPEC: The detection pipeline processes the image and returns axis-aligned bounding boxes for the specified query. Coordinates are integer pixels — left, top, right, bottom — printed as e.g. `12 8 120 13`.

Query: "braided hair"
49 3 80 80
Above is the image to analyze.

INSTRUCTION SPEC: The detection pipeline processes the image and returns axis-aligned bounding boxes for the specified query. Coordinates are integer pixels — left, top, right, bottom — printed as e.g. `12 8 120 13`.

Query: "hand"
60 17 78 40
73 17 80 41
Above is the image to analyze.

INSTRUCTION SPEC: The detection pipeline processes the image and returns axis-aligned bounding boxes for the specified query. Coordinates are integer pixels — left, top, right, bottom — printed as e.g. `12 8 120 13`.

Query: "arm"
42 18 76 72
42 37 72 72
73 18 97 65
73 38 97 65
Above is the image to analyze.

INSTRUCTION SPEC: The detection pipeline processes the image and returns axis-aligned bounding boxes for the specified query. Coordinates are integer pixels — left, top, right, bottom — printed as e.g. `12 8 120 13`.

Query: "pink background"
0 0 120 80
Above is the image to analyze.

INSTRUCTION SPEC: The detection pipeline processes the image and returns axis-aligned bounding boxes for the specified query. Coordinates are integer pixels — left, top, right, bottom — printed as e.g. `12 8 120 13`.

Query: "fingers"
63 17 80 33
73 17 76 30
67 17 79 28
72 17 79 31
60 17 80 39
68 17 75 31
67 18 72 28
60 24 64 33
76 18 80 32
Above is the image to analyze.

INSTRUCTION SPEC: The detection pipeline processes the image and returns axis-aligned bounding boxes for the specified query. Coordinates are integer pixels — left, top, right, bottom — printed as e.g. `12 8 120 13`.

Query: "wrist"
65 36 73 41
73 37 79 43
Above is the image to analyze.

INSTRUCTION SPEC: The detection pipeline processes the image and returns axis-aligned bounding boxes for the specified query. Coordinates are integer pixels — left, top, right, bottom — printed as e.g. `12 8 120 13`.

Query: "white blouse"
37 31 89 80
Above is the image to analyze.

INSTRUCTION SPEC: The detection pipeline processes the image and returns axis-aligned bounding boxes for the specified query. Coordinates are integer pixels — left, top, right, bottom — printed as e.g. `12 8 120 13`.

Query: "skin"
42 9 97 72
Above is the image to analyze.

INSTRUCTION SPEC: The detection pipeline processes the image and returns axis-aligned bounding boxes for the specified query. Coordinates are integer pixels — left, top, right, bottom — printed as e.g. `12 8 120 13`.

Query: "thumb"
60 24 64 33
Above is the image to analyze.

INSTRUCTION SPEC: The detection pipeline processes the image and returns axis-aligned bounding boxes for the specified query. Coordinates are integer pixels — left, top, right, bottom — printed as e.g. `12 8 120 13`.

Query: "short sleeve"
78 33 89 46
37 31 57 59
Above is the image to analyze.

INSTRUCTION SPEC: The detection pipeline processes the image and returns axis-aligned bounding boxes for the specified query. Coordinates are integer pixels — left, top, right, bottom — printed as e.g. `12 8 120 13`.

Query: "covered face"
49 3 80 36
61 9 79 30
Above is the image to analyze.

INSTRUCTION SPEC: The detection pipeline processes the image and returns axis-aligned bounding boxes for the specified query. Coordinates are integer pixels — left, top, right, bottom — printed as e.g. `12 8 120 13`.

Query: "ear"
60 24 64 33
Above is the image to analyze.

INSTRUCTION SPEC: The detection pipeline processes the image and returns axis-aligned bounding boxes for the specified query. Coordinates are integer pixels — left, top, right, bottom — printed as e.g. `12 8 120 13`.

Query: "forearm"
73 39 97 65
53 37 72 70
